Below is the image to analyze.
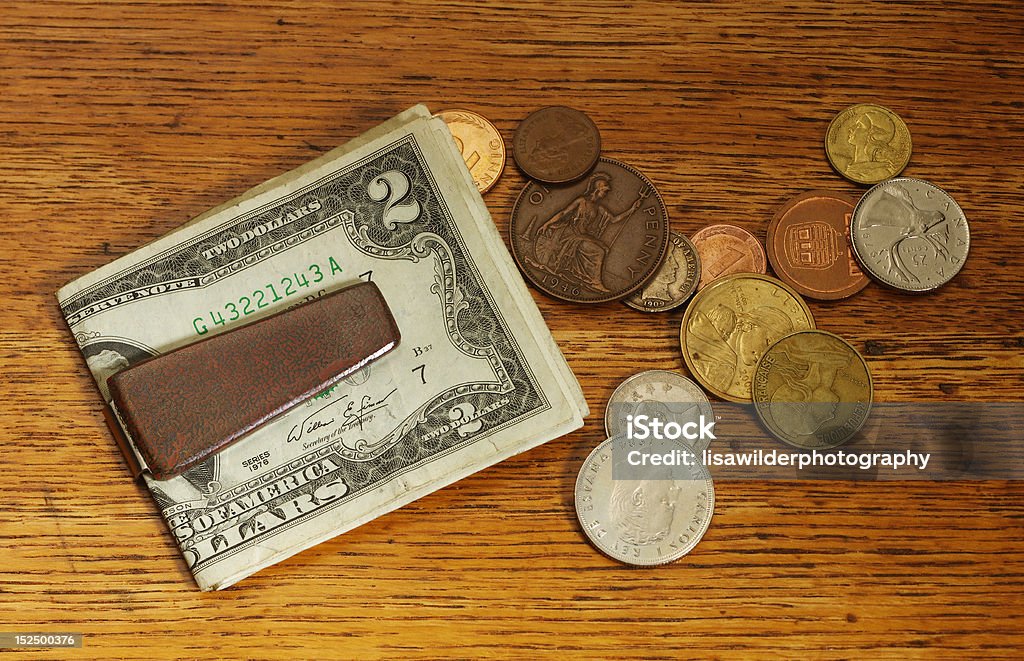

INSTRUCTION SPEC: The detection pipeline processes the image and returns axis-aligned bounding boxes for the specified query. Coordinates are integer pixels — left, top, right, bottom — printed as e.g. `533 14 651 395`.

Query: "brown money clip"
105 281 400 481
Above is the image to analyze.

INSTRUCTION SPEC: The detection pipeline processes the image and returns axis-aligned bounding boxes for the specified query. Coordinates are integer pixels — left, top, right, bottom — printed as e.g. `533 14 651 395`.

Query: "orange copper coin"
436 109 506 193
766 190 870 300
690 224 766 290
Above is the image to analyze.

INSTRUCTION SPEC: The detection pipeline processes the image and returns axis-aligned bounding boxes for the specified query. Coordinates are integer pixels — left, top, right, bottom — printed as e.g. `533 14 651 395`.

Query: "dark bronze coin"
512 106 601 183
509 158 671 304
766 190 870 300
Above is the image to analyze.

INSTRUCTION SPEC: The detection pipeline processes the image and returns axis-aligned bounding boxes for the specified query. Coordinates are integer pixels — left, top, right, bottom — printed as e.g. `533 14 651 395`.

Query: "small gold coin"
825 103 912 185
753 330 873 450
680 274 815 402
437 109 506 193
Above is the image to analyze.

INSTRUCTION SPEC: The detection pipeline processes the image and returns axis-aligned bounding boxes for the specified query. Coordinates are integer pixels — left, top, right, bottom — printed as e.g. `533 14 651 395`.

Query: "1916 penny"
753 330 873 450
437 109 506 193
509 158 670 304
680 274 815 402
766 190 870 300
690 224 767 290
623 232 700 312
512 106 601 184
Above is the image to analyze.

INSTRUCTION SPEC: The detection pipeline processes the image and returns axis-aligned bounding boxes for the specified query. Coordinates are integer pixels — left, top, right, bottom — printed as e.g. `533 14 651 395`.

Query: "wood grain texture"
1 1 1022 658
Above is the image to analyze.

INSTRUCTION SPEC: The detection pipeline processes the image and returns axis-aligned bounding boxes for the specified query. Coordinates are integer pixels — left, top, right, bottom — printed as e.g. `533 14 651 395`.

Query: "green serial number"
192 257 344 336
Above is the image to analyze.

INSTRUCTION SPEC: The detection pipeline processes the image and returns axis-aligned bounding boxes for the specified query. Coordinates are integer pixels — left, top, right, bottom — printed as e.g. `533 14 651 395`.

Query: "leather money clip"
105 281 400 481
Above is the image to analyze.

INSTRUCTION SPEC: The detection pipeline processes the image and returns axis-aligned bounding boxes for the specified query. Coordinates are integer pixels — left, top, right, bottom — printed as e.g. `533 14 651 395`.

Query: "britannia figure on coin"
536 172 642 293
610 480 679 546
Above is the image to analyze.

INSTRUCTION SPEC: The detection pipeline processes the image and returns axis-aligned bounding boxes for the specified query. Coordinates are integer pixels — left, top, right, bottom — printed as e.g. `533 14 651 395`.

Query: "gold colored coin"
437 109 506 193
825 103 912 185
680 274 815 402
753 330 873 450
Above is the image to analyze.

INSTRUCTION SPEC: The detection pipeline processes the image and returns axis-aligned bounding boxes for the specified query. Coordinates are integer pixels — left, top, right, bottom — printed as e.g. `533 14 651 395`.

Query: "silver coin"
850 177 970 292
604 370 715 453
574 436 715 566
623 232 701 312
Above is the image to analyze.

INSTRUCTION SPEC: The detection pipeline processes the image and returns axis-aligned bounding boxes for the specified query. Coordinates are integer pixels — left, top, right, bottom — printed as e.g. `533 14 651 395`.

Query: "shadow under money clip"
101 281 401 481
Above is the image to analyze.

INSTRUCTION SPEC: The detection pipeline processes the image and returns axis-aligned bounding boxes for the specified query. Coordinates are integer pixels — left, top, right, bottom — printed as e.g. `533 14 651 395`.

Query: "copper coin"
690 224 767 290
623 231 700 312
512 106 601 184
436 109 506 193
509 158 670 304
766 190 870 300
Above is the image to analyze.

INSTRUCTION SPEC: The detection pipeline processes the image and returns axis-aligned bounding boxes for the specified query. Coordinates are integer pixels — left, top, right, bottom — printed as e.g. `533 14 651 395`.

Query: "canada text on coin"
850 177 969 292
680 274 815 402
575 435 714 566
753 330 873 450
512 106 601 184
437 109 506 193
624 232 701 312
604 370 715 453
766 190 869 300
690 224 767 291
825 103 912 184
509 158 670 304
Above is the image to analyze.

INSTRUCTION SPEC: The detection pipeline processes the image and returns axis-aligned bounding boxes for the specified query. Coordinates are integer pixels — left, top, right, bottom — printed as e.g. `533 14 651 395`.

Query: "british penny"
436 109 506 193
850 177 970 292
680 274 815 402
575 435 714 566
690 224 767 291
753 330 873 450
623 232 700 312
825 103 912 185
509 158 670 304
512 106 601 184
766 190 870 300
604 370 715 453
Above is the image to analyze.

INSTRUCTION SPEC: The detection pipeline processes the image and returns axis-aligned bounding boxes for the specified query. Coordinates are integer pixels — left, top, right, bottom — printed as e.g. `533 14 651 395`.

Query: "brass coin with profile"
680 274 815 402
825 103 912 185
752 330 873 450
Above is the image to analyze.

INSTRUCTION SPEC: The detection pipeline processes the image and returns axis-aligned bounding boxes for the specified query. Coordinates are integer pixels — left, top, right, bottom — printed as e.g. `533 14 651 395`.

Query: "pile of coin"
446 103 972 567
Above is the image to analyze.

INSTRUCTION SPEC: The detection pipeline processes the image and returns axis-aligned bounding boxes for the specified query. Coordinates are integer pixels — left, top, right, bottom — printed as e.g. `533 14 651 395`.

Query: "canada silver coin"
850 177 969 292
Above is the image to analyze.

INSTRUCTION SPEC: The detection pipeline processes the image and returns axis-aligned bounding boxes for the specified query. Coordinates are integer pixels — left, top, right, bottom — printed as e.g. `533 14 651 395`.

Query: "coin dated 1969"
604 370 715 453
436 109 506 193
512 106 601 184
575 435 715 566
680 274 815 402
850 177 970 292
753 330 873 450
623 232 700 312
690 224 767 291
766 190 870 300
509 158 670 304
825 103 912 185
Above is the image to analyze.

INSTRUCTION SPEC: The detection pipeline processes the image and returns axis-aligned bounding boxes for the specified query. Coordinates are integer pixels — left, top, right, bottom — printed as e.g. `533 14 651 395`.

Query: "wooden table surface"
3 1 1022 658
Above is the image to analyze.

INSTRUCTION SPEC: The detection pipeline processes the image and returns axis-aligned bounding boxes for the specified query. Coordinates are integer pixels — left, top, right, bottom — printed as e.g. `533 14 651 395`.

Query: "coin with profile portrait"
752 330 873 450
623 232 700 312
825 103 912 185
574 435 714 566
